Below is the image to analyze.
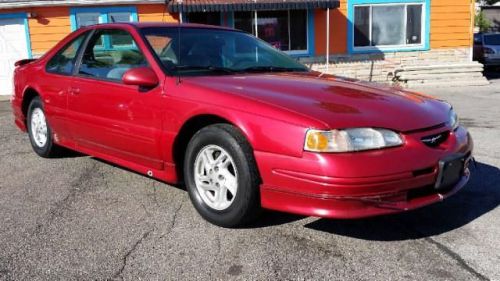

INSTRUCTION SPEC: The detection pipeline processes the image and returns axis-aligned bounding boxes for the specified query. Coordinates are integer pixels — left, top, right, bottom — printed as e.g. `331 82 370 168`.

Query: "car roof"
80 22 237 32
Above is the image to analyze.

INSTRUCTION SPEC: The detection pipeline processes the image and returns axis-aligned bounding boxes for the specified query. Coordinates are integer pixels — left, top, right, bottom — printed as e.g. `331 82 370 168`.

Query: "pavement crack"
112 228 155 280
170 201 182 229
159 199 184 239
151 181 159 207
33 161 99 234
423 237 490 281
399 220 490 281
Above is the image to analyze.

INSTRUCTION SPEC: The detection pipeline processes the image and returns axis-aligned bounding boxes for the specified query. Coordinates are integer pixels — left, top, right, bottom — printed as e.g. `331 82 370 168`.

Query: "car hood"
182 72 450 132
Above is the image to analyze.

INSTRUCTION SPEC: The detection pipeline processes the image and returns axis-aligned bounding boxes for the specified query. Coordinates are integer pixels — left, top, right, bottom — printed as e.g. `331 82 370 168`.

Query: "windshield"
484 34 500 45
141 27 309 76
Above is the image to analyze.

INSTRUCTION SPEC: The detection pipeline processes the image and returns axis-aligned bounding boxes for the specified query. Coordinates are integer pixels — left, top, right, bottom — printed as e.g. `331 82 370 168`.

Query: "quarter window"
78 29 147 81
46 32 88 75
353 4 424 48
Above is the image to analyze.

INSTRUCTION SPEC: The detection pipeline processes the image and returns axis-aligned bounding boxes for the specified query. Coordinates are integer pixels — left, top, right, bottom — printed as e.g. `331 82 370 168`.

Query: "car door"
67 28 164 169
39 30 90 144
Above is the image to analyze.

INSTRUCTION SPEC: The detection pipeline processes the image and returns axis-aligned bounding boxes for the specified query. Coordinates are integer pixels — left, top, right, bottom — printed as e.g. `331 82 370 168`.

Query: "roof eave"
0 0 165 10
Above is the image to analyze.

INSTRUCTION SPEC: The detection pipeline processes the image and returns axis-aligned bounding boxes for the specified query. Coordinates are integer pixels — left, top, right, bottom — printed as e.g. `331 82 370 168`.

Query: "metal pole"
178 0 184 23
326 8 330 72
469 0 474 62
254 10 258 37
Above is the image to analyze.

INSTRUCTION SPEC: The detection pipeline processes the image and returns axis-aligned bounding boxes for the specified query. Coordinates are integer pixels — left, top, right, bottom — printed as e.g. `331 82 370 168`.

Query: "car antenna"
176 18 182 85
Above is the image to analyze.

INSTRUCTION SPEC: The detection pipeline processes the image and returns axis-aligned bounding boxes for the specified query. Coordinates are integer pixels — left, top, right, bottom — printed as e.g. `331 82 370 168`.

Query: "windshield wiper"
239 66 307 73
171 65 236 74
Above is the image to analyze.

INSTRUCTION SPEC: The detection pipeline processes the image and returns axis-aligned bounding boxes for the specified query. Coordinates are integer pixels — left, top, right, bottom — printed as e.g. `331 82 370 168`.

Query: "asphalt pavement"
0 80 499 280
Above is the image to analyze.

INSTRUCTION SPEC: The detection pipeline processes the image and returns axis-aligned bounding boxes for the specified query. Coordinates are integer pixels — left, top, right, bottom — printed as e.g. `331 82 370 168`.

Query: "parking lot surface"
0 81 499 280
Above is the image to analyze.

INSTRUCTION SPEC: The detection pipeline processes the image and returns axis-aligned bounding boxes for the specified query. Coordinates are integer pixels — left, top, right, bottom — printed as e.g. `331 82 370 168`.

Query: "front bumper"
483 57 500 66
256 125 473 219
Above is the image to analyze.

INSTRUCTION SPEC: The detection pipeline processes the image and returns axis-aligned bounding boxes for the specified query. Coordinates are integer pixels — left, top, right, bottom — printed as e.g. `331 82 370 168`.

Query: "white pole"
469 0 474 62
254 10 258 37
326 8 330 72
254 11 258 62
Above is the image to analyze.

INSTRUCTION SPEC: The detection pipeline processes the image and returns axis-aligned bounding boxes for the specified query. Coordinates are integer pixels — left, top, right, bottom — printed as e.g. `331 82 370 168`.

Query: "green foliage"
482 0 499 5
476 11 492 32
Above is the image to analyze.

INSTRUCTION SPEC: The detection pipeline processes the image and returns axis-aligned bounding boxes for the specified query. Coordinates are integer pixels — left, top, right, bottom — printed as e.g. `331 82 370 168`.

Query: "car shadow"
52 147 87 158
76 154 499 235
302 162 500 241
484 67 500 80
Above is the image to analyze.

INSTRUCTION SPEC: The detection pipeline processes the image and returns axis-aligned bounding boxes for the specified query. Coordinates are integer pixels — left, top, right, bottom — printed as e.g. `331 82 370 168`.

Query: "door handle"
69 87 80 95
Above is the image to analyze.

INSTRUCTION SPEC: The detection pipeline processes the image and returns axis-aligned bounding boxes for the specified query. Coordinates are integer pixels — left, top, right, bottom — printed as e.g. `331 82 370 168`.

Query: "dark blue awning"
167 0 339 13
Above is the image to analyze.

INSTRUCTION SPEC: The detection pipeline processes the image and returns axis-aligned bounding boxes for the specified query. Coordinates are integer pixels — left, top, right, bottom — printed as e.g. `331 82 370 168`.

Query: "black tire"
184 124 261 227
27 96 61 158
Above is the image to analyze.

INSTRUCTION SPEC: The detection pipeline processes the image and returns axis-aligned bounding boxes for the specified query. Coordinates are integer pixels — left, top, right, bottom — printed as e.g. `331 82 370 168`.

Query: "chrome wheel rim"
30 108 48 148
194 145 238 211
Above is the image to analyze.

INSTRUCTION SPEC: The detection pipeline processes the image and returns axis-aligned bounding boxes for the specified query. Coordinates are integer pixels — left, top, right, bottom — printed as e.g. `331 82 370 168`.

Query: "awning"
167 0 339 13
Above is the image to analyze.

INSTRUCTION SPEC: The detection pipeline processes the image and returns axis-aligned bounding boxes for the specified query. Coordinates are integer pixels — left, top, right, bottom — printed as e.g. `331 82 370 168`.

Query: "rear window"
46 31 88 75
484 34 500 45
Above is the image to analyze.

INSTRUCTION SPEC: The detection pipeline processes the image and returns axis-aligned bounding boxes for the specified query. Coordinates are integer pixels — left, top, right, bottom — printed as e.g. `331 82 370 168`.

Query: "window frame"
73 28 150 84
348 0 429 54
70 6 138 31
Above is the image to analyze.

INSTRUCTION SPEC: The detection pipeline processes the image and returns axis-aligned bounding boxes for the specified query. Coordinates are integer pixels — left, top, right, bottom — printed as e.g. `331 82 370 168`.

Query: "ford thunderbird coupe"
11 23 473 227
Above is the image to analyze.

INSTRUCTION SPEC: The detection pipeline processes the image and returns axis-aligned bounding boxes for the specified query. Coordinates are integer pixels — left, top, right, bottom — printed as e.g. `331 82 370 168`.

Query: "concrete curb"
0 95 12 102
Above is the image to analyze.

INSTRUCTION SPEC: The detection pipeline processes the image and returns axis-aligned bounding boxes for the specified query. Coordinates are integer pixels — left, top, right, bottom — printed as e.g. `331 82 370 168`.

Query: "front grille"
421 131 449 148
407 185 437 200
412 166 435 177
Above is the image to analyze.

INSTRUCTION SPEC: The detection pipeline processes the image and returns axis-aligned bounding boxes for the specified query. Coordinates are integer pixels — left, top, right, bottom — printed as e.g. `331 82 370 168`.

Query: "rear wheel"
27 96 61 158
184 124 261 227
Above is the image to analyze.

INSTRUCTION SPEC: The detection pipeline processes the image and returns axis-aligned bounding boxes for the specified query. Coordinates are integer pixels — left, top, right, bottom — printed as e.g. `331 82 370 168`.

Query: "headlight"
304 128 403 153
448 109 459 130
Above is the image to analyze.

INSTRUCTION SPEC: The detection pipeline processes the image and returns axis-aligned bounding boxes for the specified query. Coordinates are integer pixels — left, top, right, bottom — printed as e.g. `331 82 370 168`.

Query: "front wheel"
184 124 261 227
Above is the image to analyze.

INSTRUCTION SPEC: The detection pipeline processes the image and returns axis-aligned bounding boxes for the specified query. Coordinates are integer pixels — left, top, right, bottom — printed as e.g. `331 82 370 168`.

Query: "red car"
11 23 473 227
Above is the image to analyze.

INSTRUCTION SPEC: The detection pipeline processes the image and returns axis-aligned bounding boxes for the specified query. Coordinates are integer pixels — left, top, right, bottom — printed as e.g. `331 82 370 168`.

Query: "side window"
46 32 88 75
78 29 147 81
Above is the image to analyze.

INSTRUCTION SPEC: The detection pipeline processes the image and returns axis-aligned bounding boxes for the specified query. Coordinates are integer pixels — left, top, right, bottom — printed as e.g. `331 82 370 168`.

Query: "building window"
70 7 138 30
186 12 221 26
234 10 308 53
75 13 100 28
353 3 424 49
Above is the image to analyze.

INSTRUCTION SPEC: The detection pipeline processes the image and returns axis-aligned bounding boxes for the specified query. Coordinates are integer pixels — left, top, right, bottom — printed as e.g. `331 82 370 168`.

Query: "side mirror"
122 67 159 88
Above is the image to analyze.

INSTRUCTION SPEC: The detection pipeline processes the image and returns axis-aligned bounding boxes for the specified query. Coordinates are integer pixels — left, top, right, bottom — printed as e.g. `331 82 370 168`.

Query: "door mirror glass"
122 67 159 88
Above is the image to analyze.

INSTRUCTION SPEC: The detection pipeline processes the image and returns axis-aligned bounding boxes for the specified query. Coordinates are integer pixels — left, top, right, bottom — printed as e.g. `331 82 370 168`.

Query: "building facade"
0 0 485 95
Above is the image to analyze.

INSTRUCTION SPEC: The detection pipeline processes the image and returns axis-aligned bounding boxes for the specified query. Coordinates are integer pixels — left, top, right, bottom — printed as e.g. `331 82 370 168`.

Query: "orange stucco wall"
0 7 71 55
137 4 179 22
1 0 474 57
314 1 348 56
430 0 474 48
0 4 179 56
314 0 474 56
